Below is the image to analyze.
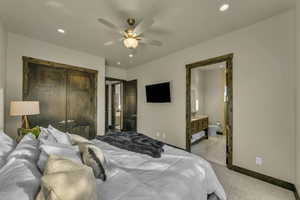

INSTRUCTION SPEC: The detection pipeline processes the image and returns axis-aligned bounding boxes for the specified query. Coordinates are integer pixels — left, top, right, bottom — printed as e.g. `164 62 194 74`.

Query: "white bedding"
92 140 226 200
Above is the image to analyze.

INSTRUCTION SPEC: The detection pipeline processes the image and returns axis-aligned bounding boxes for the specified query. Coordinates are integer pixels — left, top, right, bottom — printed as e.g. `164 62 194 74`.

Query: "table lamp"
10 101 40 129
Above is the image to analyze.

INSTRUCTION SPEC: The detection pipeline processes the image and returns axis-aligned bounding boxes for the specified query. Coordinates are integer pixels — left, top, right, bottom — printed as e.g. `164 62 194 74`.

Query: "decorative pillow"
0 159 41 200
36 155 97 200
69 133 92 145
0 131 16 168
48 125 71 145
37 143 82 172
18 126 41 138
7 133 39 163
79 143 107 181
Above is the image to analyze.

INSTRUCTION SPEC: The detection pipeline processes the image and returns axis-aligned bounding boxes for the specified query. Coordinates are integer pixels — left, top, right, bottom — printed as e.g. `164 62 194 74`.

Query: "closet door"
66 70 97 139
123 80 137 131
24 62 67 132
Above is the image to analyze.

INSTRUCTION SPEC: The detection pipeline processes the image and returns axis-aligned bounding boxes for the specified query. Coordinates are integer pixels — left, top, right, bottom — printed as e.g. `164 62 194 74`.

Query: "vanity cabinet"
191 116 209 137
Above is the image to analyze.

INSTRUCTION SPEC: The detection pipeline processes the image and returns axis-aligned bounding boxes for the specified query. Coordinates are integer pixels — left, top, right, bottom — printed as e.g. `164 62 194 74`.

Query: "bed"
0 128 226 200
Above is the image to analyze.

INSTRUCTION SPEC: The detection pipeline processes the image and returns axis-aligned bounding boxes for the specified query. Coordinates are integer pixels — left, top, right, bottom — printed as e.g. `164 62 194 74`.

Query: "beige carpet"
211 163 295 200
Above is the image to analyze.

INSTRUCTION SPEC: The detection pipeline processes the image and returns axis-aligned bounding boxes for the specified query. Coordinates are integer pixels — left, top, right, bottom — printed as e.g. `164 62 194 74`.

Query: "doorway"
105 77 137 133
186 54 233 167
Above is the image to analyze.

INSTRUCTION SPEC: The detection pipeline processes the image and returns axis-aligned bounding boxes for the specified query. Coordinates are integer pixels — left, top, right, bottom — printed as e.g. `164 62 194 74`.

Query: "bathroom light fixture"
219 4 229 12
57 29 65 34
129 54 134 58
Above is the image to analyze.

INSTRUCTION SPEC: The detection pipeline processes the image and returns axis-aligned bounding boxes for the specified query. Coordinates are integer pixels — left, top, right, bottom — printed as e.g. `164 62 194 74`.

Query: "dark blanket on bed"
96 131 165 158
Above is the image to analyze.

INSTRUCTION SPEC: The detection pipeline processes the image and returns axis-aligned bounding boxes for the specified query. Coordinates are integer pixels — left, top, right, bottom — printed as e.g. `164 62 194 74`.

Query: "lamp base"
22 115 30 129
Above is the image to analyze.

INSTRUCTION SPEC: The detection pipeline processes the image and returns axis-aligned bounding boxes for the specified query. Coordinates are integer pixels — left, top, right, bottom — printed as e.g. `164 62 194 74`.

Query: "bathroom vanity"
191 115 209 143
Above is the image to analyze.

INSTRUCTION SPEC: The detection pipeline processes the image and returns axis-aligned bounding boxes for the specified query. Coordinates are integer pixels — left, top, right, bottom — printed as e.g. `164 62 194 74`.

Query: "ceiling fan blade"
104 38 123 46
139 37 163 46
134 18 154 36
98 18 123 34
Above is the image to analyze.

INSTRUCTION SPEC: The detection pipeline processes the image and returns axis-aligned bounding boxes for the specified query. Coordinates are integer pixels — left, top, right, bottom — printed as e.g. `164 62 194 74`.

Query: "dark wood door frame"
105 77 125 131
105 85 109 131
186 53 233 167
186 54 300 193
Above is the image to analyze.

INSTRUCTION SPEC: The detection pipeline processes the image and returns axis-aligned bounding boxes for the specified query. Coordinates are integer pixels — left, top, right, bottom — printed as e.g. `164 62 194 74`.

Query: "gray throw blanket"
96 131 165 158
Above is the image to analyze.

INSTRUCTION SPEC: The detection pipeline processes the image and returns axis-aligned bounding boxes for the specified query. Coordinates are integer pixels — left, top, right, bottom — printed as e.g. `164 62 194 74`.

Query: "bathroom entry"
105 78 124 132
186 54 233 167
105 77 138 133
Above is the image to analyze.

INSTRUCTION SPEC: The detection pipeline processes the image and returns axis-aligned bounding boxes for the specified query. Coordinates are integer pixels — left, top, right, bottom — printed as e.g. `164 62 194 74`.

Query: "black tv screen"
146 82 171 103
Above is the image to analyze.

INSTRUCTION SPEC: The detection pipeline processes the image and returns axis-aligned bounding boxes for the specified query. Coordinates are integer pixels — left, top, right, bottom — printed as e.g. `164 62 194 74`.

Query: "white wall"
5 33 106 138
128 10 296 183
191 69 204 114
0 21 7 131
105 65 127 80
203 69 225 126
296 0 300 192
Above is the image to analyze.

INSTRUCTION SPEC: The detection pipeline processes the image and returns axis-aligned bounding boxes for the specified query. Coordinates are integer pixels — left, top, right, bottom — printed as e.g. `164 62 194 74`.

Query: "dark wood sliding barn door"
67 70 97 139
23 63 68 132
23 57 97 139
123 80 137 131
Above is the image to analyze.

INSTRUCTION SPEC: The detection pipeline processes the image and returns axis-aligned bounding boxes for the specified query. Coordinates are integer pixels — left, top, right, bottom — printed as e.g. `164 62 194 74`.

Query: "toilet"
208 122 222 137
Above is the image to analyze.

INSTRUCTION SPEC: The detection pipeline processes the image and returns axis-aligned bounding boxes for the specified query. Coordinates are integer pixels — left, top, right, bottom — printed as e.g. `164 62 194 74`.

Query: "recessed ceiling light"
117 62 121 65
219 4 229 12
57 29 66 34
129 54 133 58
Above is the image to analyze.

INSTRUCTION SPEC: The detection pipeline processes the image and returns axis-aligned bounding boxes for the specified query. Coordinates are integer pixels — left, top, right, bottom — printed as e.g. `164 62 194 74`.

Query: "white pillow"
36 155 97 200
48 125 71 145
7 133 39 163
38 143 82 172
79 143 107 181
0 159 41 200
0 131 16 168
69 133 92 145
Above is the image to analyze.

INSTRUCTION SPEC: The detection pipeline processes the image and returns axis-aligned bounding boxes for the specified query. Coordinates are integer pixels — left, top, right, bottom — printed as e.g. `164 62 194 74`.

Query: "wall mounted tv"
146 82 171 103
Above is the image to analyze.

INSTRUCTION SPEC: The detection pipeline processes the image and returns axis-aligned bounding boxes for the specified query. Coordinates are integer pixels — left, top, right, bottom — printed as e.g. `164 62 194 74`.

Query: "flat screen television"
146 82 171 103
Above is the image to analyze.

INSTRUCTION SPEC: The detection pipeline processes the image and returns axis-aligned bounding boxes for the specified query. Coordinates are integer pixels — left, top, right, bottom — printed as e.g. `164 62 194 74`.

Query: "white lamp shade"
10 101 40 116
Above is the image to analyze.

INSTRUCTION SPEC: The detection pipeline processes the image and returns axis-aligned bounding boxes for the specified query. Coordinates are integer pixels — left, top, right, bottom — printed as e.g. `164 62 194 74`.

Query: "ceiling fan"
98 17 163 49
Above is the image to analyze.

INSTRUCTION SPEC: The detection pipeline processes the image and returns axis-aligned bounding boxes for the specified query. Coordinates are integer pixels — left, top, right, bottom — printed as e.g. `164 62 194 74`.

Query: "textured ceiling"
0 0 295 68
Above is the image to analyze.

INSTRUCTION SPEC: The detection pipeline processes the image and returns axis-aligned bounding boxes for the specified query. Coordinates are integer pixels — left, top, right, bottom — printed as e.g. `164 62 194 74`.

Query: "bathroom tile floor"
211 162 295 200
191 135 226 166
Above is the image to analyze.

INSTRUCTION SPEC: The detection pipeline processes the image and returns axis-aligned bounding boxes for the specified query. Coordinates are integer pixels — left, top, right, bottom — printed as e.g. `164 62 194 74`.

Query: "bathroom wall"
203 68 226 127
191 69 205 114
191 66 225 127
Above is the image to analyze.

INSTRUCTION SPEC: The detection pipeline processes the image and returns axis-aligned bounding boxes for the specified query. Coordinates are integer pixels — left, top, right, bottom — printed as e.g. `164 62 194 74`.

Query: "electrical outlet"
162 133 166 139
256 157 263 166
156 132 160 138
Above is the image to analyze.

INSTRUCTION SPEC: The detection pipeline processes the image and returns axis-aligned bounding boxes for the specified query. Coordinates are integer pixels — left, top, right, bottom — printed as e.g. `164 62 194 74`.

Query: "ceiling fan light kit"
98 17 163 50
123 37 139 49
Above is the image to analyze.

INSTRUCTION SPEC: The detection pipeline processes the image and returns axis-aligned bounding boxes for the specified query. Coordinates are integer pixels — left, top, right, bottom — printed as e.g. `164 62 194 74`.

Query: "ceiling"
0 0 295 68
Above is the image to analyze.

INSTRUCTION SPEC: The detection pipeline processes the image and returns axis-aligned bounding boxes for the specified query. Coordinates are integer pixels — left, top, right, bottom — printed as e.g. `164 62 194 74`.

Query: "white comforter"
92 140 226 200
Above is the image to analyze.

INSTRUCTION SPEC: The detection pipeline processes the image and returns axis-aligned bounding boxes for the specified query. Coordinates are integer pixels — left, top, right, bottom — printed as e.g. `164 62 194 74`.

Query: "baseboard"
228 165 294 191
165 143 187 151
